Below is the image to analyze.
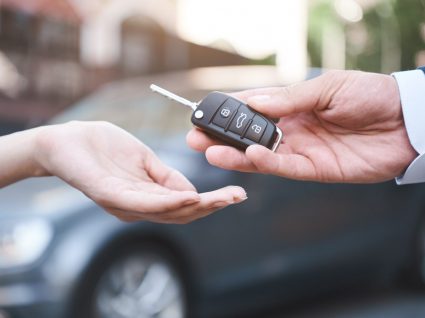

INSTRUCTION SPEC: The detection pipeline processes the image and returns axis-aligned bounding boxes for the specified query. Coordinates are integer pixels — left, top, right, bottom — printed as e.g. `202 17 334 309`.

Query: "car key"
150 84 283 152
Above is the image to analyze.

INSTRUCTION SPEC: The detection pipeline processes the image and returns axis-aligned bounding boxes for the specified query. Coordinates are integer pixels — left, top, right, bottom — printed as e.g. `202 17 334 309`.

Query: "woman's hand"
1 121 246 223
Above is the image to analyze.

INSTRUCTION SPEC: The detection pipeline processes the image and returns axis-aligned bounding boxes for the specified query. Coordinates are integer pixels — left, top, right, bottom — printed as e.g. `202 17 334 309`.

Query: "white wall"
79 0 176 67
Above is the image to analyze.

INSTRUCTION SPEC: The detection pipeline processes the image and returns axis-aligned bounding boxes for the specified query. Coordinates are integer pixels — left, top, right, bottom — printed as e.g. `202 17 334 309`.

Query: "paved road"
259 288 425 318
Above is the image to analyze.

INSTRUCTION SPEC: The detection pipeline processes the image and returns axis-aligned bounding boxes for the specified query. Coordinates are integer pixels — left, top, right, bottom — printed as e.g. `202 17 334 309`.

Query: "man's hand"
34 121 246 223
187 70 417 183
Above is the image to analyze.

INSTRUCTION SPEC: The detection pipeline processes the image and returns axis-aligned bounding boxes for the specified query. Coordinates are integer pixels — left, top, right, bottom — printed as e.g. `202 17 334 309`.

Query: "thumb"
245 74 330 118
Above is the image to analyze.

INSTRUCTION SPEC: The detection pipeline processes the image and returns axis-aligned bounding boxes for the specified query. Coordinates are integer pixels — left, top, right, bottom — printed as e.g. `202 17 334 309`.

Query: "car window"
50 92 198 141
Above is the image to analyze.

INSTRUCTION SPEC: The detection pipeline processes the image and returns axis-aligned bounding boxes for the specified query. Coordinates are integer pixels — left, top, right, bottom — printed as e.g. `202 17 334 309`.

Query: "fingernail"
234 195 248 203
233 188 248 203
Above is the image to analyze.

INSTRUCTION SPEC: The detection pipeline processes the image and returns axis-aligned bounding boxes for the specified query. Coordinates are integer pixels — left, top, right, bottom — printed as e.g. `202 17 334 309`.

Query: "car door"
182 159 418 296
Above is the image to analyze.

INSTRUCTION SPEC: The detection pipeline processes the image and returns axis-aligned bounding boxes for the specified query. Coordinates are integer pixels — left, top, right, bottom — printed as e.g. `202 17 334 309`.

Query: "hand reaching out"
1 121 246 223
187 70 417 183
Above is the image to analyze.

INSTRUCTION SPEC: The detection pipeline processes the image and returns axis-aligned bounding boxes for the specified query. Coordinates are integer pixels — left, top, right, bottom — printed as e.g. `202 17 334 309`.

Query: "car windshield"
50 85 207 143
49 65 306 143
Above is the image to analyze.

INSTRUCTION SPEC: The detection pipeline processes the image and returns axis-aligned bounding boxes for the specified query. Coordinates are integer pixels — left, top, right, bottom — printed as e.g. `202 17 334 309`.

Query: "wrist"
0 127 50 188
32 126 56 178
392 69 425 184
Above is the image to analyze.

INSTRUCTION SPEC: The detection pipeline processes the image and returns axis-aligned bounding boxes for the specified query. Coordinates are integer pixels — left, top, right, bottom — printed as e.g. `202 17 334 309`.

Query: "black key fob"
150 85 283 152
191 92 283 151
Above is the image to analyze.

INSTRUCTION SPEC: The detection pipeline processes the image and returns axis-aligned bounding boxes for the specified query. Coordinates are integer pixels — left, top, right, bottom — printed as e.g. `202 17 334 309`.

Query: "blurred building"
0 0 249 133
0 0 81 131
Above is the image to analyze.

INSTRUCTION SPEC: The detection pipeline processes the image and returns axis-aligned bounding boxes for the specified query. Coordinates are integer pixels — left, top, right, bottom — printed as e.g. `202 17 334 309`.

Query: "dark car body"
0 66 424 318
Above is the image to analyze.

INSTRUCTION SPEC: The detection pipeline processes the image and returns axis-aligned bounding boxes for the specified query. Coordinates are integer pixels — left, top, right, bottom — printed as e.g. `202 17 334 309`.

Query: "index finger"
229 87 283 103
186 129 257 172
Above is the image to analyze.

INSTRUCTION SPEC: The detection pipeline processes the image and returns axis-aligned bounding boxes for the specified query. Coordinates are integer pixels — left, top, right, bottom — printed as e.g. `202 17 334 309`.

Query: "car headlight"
0 218 53 269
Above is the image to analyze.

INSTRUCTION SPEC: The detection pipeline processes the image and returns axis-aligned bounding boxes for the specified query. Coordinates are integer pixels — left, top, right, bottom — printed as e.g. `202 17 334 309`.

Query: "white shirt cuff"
392 70 425 185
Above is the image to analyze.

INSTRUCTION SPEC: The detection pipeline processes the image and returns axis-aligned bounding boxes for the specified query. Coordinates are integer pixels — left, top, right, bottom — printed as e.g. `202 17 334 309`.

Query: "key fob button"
212 98 240 128
245 115 267 142
228 107 255 135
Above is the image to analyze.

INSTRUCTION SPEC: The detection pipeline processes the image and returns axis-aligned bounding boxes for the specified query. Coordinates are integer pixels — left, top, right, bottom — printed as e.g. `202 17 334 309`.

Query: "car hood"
0 177 94 221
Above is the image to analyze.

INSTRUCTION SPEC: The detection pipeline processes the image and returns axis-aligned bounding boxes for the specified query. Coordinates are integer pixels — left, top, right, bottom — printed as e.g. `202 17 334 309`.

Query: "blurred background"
0 0 424 134
1 1 425 318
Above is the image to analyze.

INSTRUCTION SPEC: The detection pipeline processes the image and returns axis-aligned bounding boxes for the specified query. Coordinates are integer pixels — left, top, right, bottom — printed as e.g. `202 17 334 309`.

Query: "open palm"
36 121 246 223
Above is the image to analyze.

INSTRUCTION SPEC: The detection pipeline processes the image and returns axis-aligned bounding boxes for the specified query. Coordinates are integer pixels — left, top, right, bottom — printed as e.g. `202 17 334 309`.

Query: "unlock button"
245 115 267 142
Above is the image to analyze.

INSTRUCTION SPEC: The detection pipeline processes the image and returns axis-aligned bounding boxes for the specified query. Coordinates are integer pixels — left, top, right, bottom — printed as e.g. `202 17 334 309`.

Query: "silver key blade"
150 84 198 111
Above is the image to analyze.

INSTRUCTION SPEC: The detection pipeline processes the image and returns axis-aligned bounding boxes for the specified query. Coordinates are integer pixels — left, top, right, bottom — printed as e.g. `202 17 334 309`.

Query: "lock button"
244 115 267 142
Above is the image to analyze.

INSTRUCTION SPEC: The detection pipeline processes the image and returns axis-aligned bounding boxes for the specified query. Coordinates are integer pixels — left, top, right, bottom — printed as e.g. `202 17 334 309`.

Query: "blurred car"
1 65 425 318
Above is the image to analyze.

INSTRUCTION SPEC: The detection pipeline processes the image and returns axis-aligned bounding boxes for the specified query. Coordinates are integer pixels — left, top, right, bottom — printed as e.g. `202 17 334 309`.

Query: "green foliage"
308 1 338 67
308 0 425 72
394 0 425 69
